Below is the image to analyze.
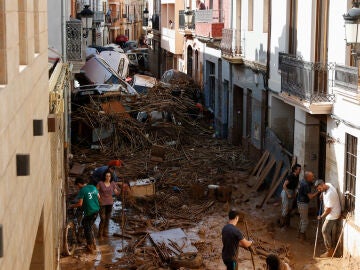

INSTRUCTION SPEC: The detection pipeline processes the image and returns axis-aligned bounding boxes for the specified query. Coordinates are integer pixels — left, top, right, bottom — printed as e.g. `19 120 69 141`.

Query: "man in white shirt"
315 179 341 258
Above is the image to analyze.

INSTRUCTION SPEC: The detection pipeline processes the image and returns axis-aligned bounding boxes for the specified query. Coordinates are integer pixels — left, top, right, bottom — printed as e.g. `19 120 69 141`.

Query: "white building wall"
296 0 315 60
327 1 347 65
326 0 360 258
48 0 71 54
268 0 288 93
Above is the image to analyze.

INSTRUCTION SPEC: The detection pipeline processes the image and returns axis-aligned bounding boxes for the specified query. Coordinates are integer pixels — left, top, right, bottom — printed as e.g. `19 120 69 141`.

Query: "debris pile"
67 83 292 269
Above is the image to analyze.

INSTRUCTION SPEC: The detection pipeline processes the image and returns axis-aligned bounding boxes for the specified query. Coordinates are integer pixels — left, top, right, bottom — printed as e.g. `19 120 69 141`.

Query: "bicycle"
64 207 85 256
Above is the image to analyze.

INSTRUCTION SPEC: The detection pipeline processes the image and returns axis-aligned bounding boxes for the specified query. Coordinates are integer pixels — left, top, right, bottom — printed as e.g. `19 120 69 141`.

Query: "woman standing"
96 170 120 239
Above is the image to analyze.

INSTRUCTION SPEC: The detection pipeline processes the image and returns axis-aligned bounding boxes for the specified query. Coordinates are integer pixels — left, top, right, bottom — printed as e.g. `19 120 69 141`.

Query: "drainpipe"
61 0 66 62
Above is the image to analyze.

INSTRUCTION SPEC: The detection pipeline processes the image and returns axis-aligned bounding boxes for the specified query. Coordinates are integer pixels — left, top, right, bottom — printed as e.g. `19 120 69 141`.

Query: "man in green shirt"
71 177 100 253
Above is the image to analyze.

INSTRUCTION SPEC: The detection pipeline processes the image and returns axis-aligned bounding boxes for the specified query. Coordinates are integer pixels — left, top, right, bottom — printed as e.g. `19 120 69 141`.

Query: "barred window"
344 133 357 214
0 7 6 83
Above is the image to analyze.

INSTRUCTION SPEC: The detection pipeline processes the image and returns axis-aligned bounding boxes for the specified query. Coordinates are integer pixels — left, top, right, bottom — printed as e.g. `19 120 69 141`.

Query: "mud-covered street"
60 81 360 269
60 133 360 269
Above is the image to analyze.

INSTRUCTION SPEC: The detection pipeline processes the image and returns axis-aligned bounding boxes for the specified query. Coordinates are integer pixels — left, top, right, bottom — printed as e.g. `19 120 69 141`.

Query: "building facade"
0 0 61 269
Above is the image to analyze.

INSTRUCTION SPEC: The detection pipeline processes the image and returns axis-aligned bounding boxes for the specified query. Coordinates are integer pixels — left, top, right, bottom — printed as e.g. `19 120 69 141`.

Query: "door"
232 85 244 145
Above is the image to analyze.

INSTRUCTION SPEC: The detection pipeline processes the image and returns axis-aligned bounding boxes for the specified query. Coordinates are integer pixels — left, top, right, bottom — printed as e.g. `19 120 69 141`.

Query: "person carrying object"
314 179 341 257
296 171 320 240
279 164 301 228
221 210 254 270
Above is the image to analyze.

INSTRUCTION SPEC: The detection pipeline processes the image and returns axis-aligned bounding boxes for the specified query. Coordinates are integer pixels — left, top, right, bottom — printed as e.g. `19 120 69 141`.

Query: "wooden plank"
253 157 276 191
247 151 269 187
261 168 288 207
249 151 269 176
257 160 283 208
269 160 283 190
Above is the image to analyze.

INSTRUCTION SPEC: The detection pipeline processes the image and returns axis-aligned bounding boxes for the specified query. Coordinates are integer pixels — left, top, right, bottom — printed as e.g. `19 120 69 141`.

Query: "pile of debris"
68 82 291 269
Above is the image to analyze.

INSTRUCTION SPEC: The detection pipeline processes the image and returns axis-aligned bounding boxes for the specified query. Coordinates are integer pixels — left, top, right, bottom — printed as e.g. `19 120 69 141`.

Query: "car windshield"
133 85 149 95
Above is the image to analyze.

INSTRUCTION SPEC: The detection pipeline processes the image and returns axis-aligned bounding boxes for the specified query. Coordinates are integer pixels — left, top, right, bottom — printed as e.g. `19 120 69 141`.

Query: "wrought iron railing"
333 64 358 93
178 10 195 30
66 20 82 61
220 28 242 57
278 52 335 103
195 9 223 23
93 11 105 23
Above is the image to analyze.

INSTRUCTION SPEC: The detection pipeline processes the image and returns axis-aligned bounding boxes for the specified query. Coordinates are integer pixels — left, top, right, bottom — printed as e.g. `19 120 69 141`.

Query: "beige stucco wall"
0 0 57 269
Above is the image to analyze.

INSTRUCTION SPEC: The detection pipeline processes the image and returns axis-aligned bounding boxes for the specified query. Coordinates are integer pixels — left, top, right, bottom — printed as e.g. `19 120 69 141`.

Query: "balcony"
278 52 335 114
161 27 183 54
93 11 105 23
178 10 195 35
220 28 243 63
331 64 360 99
195 9 223 40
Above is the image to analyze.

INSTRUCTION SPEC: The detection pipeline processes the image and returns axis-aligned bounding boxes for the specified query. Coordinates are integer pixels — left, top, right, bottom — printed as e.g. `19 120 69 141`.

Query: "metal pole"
313 201 323 258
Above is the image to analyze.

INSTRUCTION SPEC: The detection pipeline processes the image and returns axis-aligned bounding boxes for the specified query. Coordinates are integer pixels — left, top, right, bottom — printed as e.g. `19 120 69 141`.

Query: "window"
248 0 253 31
263 0 269 33
208 61 216 110
314 0 328 63
344 133 357 214
18 0 28 65
34 0 40 53
288 0 297 55
0 6 6 83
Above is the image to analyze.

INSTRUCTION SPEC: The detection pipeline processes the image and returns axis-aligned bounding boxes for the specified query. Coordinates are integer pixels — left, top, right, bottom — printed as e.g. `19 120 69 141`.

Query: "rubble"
65 81 293 269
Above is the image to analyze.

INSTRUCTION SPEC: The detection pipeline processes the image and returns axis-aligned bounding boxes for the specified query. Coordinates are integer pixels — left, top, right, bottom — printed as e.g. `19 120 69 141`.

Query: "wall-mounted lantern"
143 7 149 27
184 7 193 29
79 5 94 38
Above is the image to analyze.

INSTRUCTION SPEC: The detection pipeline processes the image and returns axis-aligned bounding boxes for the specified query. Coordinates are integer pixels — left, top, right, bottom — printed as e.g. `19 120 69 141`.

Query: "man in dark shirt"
222 210 253 270
296 171 319 240
279 164 301 228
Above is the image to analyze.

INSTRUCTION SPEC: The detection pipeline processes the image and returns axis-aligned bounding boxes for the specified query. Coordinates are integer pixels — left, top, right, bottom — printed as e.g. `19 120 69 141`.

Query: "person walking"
96 170 120 239
90 159 123 186
221 210 254 270
279 164 301 227
70 177 100 253
296 171 320 240
314 179 341 257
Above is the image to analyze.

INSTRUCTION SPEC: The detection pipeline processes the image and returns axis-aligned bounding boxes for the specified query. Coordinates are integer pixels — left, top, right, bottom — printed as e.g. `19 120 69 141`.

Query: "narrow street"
60 128 360 269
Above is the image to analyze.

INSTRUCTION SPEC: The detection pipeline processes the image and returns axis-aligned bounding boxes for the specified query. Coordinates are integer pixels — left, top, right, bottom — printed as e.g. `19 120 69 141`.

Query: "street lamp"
343 1 360 65
184 7 193 29
79 5 94 38
143 7 149 27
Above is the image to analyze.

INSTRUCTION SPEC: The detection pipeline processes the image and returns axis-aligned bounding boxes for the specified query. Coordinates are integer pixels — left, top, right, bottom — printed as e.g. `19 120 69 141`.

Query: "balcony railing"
93 11 105 23
278 52 335 103
220 28 242 60
333 64 358 93
179 10 195 30
195 9 223 23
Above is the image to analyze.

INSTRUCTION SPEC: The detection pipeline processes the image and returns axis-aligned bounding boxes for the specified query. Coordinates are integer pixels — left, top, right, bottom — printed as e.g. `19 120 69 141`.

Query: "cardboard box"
129 177 155 197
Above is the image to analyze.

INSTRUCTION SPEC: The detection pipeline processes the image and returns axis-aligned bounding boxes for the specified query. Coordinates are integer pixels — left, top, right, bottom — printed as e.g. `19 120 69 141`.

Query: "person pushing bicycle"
70 177 100 254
